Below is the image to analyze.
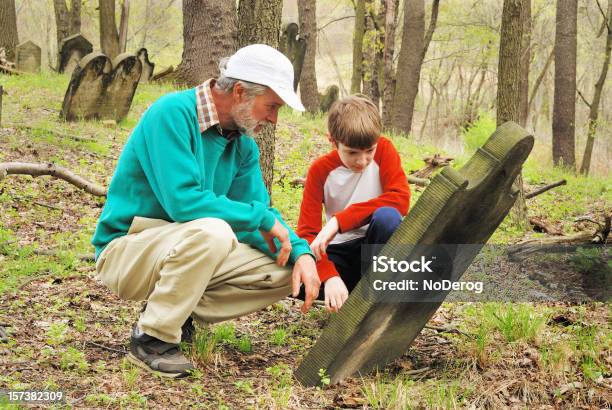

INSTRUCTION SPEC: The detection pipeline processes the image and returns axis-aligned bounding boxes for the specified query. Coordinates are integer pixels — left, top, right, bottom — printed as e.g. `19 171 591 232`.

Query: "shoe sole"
127 353 190 379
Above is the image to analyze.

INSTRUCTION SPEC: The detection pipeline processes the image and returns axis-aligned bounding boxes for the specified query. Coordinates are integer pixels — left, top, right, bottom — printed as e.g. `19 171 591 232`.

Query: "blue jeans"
326 207 402 292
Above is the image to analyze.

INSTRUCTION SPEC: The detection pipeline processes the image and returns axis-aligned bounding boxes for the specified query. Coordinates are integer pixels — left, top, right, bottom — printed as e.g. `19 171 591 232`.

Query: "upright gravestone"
60 52 142 122
295 122 534 386
15 41 41 73
136 48 155 82
58 34 93 74
279 23 307 91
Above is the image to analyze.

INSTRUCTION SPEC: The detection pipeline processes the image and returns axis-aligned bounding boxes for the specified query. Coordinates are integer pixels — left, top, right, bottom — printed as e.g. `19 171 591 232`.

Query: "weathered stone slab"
136 48 155 82
295 122 534 386
279 22 307 91
60 52 142 122
16 41 41 73
58 34 93 74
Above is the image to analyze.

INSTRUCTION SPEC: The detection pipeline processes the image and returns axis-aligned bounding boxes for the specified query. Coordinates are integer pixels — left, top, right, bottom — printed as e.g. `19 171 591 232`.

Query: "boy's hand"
310 217 339 261
291 255 320 313
260 219 292 266
324 276 349 312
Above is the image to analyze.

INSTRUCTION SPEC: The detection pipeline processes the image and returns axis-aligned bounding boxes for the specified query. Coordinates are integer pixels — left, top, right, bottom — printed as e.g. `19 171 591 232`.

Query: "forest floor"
0 72 610 409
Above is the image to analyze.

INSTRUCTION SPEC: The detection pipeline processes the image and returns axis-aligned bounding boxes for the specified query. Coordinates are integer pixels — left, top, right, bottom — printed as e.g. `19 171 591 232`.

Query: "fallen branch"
411 154 454 179
86 341 127 355
507 230 597 261
33 249 95 262
0 162 107 197
529 216 563 235
525 179 567 199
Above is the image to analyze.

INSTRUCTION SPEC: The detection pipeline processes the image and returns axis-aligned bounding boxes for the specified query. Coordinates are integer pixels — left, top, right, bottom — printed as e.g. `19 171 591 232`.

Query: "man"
92 44 320 378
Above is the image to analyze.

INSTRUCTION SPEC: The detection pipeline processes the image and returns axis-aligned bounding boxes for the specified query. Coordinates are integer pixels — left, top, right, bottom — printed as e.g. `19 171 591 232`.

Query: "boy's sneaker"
128 325 194 378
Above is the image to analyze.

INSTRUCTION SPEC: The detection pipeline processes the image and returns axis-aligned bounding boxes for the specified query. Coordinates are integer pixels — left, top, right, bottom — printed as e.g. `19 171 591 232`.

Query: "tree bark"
237 0 282 195
0 0 19 61
351 0 366 93
381 0 399 128
497 0 529 230
552 0 577 169
99 0 121 60
297 0 320 113
362 0 380 106
527 47 554 116
53 0 82 55
580 0 612 175
174 0 237 87
389 0 425 135
518 0 531 127
118 0 130 53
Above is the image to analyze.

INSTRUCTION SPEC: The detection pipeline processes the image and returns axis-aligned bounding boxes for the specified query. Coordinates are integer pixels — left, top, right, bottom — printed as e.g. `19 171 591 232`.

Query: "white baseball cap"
223 44 305 112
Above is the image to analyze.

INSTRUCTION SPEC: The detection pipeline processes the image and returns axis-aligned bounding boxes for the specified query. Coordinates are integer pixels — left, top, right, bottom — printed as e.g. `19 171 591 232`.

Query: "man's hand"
291 255 320 313
260 219 292 266
323 276 349 313
310 217 339 261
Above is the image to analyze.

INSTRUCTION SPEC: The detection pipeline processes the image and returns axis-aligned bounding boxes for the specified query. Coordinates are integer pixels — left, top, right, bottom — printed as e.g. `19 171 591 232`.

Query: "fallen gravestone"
15 41 41 73
136 48 155 82
295 122 534 386
279 22 307 91
57 34 93 74
60 52 142 122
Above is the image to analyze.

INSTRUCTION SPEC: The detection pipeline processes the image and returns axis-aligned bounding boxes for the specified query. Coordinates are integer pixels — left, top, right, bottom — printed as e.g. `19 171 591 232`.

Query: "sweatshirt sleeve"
229 138 312 264
334 138 411 233
134 98 276 232
297 160 341 282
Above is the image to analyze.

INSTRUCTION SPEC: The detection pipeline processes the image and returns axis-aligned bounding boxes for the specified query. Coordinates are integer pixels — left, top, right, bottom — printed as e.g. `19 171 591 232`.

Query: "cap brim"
270 85 305 112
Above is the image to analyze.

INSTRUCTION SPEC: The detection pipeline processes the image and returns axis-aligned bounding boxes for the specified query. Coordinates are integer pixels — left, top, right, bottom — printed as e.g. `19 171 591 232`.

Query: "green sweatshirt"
92 89 311 263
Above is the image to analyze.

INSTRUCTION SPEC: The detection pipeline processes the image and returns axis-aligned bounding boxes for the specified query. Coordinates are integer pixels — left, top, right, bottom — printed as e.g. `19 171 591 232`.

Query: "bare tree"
174 0 237 87
580 0 612 175
497 0 530 229
237 0 283 194
381 0 399 127
53 0 81 52
351 0 365 93
390 0 440 135
0 0 19 61
99 0 121 59
297 0 320 113
552 0 577 169
519 0 531 126
362 0 381 106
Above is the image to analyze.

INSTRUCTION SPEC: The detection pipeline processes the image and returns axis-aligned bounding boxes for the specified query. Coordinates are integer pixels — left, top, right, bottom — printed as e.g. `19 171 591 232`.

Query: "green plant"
235 335 252 353
214 323 236 343
361 374 413 409
318 368 330 387
270 327 288 346
234 380 255 395
462 112 496 151
121 359 140 389
484 303 549 343
59 347 89 373
191 327 218 364
46 323 69 346
266 363 293 409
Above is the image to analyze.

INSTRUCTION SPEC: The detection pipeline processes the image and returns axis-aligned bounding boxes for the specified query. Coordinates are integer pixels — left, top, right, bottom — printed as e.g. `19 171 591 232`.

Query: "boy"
297 95 410 312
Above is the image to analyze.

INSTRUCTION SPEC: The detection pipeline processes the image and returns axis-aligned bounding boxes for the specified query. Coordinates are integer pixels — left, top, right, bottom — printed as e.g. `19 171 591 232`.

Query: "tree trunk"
389 0 425 135
362 0 380 106
518 0 531 127
99 0 121 60
552 0 577 169
237 0 282 195
118 0 130 53
174 0 237 87
497 0 529 230
381 0 399 128
297 0 319 113
0 0 19 61
580 0 612 175
53 0 82 55
527 47 554 116
351 0 366 93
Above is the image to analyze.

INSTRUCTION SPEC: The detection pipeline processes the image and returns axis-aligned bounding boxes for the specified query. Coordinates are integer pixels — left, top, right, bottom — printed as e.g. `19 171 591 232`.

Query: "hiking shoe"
181 316 196 345
128 325 195 378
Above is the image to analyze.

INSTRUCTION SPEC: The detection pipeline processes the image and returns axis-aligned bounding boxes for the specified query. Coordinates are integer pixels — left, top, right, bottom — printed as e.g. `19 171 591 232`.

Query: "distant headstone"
58 34 93 74
136 48 155 82
319 85 339 113
60 52 142 122
15 41 41 73
279 23 307 91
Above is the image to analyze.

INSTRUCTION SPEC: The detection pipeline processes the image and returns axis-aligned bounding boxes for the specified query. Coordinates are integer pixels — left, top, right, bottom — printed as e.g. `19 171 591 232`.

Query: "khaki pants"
95 217 292 344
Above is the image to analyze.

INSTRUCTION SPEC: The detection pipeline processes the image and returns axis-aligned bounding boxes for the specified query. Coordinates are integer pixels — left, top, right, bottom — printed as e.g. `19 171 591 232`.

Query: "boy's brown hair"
327 94 381 149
